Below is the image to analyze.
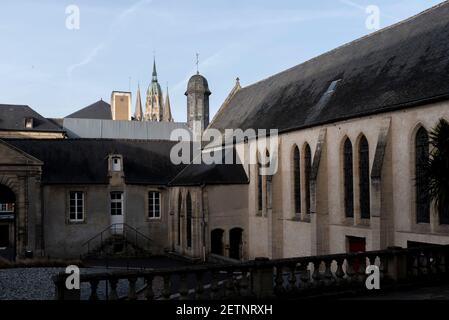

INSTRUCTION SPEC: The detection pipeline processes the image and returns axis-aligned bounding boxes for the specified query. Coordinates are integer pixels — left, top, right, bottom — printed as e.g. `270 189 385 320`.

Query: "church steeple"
164 86 173 122
145 57 164 121
152 58 158 82
134 83 143 121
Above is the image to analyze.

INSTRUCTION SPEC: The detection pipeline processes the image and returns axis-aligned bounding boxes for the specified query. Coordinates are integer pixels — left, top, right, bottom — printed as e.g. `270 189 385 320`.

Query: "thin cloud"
66 0 152 78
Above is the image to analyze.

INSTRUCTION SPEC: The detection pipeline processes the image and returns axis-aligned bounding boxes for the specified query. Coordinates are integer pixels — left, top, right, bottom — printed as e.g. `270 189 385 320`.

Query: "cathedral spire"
135 83 143 121
152 57 158 82
164 85 174 122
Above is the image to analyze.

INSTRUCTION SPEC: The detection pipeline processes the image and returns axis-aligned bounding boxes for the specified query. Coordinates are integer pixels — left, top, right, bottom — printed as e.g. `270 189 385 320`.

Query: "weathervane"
196 53 199 75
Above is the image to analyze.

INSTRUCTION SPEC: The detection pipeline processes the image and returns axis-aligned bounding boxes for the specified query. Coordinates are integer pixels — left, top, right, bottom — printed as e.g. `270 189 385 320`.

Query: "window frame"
69 191 85 222
110 191 124 216
358 136 370 220
343 138 354 218
415 127 430 224
148 191 161 219
293 145 301 216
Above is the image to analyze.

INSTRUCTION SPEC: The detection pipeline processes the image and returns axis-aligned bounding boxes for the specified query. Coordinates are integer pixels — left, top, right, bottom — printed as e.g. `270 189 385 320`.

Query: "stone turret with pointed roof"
145 58 165 121
164 86 174 122
134 83 143 121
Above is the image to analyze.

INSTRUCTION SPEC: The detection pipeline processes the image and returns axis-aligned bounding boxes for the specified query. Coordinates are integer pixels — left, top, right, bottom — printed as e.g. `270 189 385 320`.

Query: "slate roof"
169 148 248 186
209 2 449 134
66 100 112 120
0 104 64 132
5 139 187 185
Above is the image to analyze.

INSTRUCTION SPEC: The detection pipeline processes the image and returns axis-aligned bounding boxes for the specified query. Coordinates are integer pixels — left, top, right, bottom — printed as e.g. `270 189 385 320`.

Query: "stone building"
1 2 449 263
0 104 65 139
0 139 186 258
167 2 449 261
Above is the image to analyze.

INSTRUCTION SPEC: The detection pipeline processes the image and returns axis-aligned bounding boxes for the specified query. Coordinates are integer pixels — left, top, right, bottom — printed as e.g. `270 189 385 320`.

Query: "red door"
348 236 366 253
347 237 366 272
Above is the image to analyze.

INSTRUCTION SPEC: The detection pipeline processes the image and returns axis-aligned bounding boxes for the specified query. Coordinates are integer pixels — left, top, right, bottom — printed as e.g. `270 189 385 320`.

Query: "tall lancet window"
359 136 370 219
344 138 354 218
186 192 193 248
304 144 312 215
415 127 430 223
177 192 182 245
293 146 301 215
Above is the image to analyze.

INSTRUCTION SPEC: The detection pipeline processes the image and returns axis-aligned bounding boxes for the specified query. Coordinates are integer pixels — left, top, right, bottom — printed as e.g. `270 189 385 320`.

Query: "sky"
0 0 444 122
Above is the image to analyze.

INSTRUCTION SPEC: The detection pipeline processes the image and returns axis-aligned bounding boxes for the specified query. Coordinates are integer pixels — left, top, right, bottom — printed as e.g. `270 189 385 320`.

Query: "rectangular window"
0 203 14 212
148 191 161 219
110 192 123 216
69 191 84 222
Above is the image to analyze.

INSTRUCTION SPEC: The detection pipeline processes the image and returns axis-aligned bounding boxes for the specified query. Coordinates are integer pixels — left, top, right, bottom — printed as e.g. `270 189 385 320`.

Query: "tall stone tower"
185 73 211 140
145 59 164 121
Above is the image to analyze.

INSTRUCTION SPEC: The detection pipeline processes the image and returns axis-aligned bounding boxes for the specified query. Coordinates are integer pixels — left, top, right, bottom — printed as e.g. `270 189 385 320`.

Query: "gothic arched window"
177 192 182 245
344 138 354 218
359 136 370 219
304 144 312 214
293 146 301 215
415 127 430 223
186 192 193 248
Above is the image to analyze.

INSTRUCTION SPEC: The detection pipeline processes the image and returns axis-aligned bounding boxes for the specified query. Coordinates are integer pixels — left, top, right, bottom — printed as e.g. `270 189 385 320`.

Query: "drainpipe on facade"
200 183 207 262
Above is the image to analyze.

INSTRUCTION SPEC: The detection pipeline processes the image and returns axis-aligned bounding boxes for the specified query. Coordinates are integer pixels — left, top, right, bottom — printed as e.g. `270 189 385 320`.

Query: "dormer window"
24 117 34 129
111 156 122 172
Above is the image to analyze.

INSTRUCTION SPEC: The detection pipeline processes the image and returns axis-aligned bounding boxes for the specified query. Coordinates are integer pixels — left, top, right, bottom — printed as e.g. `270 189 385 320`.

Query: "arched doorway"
229 228 243 260
0 184 16 260
210 229 224 256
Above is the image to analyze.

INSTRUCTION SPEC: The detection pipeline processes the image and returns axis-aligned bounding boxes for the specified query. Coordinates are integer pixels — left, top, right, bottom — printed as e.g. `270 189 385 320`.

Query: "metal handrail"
82 223 152 254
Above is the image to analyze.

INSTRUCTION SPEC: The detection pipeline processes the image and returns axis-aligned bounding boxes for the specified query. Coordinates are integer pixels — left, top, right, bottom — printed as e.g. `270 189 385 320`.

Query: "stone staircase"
82 224 153 259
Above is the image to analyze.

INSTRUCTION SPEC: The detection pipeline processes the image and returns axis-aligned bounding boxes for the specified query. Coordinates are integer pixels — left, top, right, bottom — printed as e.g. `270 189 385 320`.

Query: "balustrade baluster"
345 258 356 284
127 277 137 300
312 261 322 287
323 260 334 286
274 265 285 296
210 271 220 299
109 278 119 300
357 256 367 283
378 255 387 281
162 274 171 300
299 263 310 290
89 280 99 300
225 269 235 298
287 263 298 294
179 273 189 300
144 276 154 300
238 269 250 297
195 272 204 300
418 252 428 276
335 259 345 284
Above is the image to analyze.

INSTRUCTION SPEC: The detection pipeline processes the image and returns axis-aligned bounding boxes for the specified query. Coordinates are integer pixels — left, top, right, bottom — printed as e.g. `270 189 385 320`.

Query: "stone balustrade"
54 245 449 300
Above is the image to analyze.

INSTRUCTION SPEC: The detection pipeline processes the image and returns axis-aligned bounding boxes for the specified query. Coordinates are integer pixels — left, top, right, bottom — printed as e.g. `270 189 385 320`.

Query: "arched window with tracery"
415 127 430 223
344 138 354 218
359 136 370 219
